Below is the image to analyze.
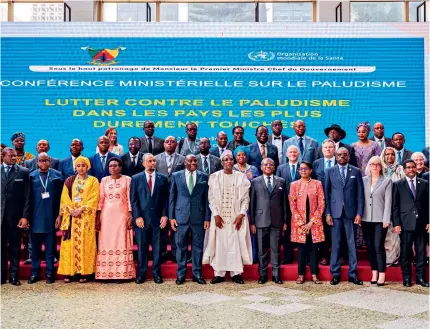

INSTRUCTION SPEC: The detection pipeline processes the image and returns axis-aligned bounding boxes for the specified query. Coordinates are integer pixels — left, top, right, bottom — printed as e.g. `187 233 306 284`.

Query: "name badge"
74 196 82 203
41 192 50 199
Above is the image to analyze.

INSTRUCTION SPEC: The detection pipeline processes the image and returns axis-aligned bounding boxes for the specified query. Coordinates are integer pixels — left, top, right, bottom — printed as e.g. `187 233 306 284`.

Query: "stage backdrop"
1 26 426 158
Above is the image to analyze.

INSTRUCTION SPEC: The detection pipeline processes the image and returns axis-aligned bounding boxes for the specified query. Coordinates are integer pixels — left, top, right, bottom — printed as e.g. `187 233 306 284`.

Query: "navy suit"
29 169 63 276
121 152 144 177
312 158 336 183
58 156 77 179
316 143 357 167
248 142 280 175
25 157 59 172
324 164 364 279
169 170 210 278
130 171 169 278
209 146 223 158
88 152 120 182
276 163 300 262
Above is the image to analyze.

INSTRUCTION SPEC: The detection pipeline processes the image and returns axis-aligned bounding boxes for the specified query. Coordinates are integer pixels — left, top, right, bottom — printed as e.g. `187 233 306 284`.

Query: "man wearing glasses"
177 122 200 156
140 120 165 156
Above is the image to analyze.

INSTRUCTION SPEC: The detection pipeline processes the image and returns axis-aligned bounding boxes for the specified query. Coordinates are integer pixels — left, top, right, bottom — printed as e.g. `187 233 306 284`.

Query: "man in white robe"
203 150 252 284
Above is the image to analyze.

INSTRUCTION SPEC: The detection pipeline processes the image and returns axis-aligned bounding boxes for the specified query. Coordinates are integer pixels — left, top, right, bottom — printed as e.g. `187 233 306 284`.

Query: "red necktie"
148 174 152 194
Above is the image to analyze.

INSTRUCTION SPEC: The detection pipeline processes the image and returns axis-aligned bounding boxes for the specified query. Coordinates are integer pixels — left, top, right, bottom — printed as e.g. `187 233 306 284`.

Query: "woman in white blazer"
362 156 392 286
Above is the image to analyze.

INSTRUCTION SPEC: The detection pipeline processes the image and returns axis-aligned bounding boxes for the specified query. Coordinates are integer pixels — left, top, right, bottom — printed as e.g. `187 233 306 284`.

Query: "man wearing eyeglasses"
177 122 200 156
392 159 429 287
121 137 145 177
140 120 165 156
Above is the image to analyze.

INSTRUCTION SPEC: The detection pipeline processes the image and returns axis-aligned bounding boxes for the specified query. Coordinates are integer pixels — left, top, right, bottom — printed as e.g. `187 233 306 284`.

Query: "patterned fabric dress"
16 152 34 166
96 176 135 280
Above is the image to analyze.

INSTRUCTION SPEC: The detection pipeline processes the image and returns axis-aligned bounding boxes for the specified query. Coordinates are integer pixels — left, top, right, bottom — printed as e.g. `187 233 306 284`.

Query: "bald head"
293 120 306 137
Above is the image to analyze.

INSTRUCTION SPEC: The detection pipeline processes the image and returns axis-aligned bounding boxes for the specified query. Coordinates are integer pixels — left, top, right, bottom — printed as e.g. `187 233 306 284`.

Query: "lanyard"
39 169 50 192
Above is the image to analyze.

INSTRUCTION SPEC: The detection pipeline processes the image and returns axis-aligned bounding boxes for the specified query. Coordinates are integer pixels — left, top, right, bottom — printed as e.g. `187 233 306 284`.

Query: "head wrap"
11 132 25 142
220 149 233 160
356 122 370 133
233 146 250 160
74 156 91 170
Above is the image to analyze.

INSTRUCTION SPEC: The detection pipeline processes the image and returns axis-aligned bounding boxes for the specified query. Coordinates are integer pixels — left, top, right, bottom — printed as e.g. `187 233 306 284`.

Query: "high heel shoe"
370 281 377 284
376 282 385 287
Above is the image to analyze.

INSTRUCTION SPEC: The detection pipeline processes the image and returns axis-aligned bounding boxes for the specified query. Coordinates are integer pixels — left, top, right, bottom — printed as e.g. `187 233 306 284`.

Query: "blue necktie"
397 151 402 164
298 137 304 155
340 166 346 186
267 176 273 193
326 159 332 169
4 166 10 178
410 179 416 199
101 155 106 169
291 164 296 180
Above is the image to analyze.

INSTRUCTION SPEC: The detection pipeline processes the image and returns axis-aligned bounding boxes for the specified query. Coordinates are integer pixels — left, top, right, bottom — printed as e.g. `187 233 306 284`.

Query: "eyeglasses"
299 167 310 171
404 166 416 170
222 158 234 162
187 128 197 131
109 164 120 168
38 159 50 163
262 163 274 167
369 163 381 167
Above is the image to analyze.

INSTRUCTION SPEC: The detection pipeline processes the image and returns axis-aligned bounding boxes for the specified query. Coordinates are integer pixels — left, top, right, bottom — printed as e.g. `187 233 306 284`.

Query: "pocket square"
14 179 23 181
350 176 355 178
278 187 283 189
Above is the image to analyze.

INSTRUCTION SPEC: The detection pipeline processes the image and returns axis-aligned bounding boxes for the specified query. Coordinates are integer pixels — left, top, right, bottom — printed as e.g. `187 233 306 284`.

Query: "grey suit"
362 176 392 224
140 135 164 155
250 175 287 278
196 154 222 175
282 135 318 164
155 152 185 182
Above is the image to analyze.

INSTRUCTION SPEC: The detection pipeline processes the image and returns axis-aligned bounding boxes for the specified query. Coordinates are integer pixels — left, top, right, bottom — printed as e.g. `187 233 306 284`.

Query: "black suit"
121 152 144 177
250 175 287 278
1 164 31 281
209 146 227 158
196 154 222 175
400 149 414 164
316 143 357 167
25 157 59 172
392 177 429 281
140 135 165 156
422 147 429 167
369 136 393 148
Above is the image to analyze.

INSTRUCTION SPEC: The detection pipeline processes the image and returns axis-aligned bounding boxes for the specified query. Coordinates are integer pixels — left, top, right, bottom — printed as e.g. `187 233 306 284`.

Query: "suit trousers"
30 231 56 276
319 219 348 261
330 215 358 279
176 223 204 279
257 227 282 278
1 219 21 280
400 226 426 281
135 224 161 278
282 223 294 262
362 222 387 272
298 233 319 275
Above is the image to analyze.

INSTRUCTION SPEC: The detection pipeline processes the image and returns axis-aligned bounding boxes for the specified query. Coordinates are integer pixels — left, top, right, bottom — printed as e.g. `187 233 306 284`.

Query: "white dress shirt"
200 154 211 172
185 169 197 187
334 141 340 151
324 156 335 169
271 135 283 162
374 137 385 149
263 174 274 189
145 170 156 195
129 152 138 165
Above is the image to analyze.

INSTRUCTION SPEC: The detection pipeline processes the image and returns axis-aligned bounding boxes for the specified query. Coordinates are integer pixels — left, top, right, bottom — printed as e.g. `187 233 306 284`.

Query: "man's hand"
251 224 256 235
426 224 429 233
160 216 168 229
55 216 62 229
326 215 333 226
170 219 178 232
283 224 287 231
215 215 224 229
394 225 401 234
136 217 144 229
17 218 29 229
234 214 245 231
383 222 389 229
71 209 83 218
354 215 362 226
204 221 210 230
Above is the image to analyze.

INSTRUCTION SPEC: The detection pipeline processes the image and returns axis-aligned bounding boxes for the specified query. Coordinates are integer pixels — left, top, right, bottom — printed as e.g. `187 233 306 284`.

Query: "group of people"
1 119 429 288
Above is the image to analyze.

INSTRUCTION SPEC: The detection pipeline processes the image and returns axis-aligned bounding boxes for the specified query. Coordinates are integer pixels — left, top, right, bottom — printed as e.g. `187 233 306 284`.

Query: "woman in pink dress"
95 158 136 281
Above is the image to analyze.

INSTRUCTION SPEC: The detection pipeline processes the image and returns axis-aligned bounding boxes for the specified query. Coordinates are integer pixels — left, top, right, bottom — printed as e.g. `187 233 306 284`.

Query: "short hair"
255 125 268 134
392 132 405 139
232 126 244 134
185 154 197 160
98 135 109 142
261 157 275 166
1 147 14 156
286 145 300 153
144 120 154 126
164 136 177 142
128 136 141 145
37 152 50 160
142 153 155 162
104 127 118 146
108 157 123 167
336 147 350 155
411 152 427 163
300 161 313 170
234 146 250 159
364 156 383 176
200 137 210 143
72 138 84 148
186 122 197 129
402 159 416 168
217 131 227 138
322 139 335 147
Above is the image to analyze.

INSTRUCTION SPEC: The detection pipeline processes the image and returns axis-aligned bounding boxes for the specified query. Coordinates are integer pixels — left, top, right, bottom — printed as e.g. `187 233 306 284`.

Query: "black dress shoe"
403 280 412 287
46 275 55 284
258 276 267 284
330 277 340 285
176 277 185 285
348 277 363 285
281 259 293 265
272 276 283 284
231 274 245 284
24 258 31 265
135 277 146 284
9 278 21 286
210 276 225 284
187 257 192 264
28 275 41 284
416 278 429 287
153 276 164 284
192 276 206 284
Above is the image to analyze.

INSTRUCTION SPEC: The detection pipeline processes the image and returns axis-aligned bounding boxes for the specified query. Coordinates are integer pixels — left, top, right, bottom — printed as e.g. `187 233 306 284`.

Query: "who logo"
248 50 275 62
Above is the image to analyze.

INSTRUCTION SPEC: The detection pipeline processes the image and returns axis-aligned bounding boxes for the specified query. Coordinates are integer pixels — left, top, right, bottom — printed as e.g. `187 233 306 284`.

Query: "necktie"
298 137 304 154
326 160 332 169
410 179 416 199
132 156 136 167
267 176 273 193
397 151 402 164
379 139 384 149
340 166 346 186
220 148 224 155
148 174 152 195
101 155 106 169
203 156 209 173
167 156 172 174
188 172 194 194
148 137 153 154
260 144 267 159
274 137 281 140
4 166 10 178
291 164 296 180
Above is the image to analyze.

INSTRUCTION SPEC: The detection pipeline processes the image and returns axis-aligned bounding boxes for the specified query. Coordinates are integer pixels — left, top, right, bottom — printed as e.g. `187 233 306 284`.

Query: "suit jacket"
247 142 279 174
392 177 429 231
283 135 318 164
88 152 120 182
312 158 336 184
121 152 144 177
423 172 429 182
58 156 78 179
268 134 289 144
1 164 31 224
401 149 414 164
422 147 429 166
209 146 227 158
140 135 164 155
362 176 392 224
196 154 222 175
29 169 63 233
324 164 364 219
369 136 393 148
249 175 287 228
130 171 169 226
276 163 301 196
169 170 210 225
155 152 185 182
226 139 251 152
25 157 59 172
316 143 357 167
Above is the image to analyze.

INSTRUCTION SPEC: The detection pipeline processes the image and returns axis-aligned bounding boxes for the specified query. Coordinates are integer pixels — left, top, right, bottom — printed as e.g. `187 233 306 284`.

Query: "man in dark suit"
392 159 429 287
209 131 228 158
423 172 429 181
422 146 429 167
316 124 357 167
1 147 30 285
130 153 169 284
226 126 251 152
196 137 222 175
269 120 289 165
250 158 287 284
276 144 300 264
392 132 414 164
169 154 210 285
370 122 393 149
140 120 164 155
324 147 364 286
25 139 59 172
121 137 144 177
89 136 120 182
27 153 63 284
58 138 84 179
248 126 279 174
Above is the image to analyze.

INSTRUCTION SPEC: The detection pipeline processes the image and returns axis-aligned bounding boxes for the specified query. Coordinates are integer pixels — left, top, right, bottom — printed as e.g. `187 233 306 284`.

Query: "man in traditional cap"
11 132 34 167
